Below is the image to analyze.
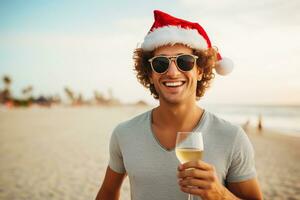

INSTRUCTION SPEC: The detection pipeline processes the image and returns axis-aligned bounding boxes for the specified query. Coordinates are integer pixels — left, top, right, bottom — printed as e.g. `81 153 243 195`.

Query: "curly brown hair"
133 45 217 100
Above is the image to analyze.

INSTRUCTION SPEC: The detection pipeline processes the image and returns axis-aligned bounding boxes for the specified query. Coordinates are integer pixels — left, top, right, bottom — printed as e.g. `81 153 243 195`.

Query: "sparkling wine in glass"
175 132 204 200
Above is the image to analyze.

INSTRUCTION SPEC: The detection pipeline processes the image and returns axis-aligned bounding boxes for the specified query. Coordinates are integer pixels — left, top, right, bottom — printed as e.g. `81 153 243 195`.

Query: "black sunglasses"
148 54 198 74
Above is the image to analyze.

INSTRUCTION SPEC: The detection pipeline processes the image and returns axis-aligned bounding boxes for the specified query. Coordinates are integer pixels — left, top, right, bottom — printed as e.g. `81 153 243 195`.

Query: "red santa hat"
141 10 234 75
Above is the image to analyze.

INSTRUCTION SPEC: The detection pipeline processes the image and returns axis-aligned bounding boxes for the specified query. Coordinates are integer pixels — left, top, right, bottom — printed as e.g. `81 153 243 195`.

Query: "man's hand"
177 160 238 200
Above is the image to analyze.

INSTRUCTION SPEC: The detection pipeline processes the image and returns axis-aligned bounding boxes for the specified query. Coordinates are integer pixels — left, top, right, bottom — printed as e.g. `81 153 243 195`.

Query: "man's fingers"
179 178 212 189
179 160 213 171
177 168 215 181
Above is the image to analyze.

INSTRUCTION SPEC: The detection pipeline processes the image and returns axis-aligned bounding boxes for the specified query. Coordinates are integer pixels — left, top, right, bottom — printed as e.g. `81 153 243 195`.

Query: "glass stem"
188 194 195 200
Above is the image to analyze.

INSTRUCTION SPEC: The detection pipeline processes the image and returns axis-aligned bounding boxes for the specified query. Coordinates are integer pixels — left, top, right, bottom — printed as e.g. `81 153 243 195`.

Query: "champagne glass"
175 132 204 200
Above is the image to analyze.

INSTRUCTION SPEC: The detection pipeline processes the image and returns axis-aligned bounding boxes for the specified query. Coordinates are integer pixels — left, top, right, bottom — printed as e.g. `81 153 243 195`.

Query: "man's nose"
166 60 181 76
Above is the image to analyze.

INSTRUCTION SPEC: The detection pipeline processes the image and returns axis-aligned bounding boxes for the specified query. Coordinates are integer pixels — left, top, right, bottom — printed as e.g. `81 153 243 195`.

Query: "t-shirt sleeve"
226 127 257 182
108 128 126 174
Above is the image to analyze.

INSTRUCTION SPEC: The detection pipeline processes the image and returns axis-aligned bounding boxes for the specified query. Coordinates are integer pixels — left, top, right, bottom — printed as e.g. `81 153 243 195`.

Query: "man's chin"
159 95 184 105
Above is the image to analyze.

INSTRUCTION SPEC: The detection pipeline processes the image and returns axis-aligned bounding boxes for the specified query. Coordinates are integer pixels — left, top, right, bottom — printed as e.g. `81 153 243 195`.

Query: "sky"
0 0 299 105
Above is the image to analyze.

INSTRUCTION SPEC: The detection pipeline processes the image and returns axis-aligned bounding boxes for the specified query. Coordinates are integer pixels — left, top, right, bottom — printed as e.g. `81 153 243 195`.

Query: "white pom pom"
215 57 234 75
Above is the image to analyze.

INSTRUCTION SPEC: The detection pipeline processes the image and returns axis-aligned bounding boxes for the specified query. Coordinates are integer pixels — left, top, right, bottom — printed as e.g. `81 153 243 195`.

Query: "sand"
0 106 299 200
245 127 300 200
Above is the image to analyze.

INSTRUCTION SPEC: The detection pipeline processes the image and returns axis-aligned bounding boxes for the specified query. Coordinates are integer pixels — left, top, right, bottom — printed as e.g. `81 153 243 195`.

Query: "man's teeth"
164 82 184 87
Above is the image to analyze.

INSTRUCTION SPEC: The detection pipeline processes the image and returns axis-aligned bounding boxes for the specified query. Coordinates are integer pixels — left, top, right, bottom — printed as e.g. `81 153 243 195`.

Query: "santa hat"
141 10 233 75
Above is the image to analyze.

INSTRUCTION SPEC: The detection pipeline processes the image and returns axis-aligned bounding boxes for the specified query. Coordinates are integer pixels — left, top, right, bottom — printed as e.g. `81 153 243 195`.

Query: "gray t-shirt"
109 109 256 200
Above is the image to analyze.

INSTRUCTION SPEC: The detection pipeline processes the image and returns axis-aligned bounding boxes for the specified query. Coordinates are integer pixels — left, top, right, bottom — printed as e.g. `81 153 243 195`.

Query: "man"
96 10 263 200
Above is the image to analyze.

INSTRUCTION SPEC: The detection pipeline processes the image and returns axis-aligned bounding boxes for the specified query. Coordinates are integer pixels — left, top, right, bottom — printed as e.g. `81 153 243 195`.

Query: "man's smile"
162 81 186 88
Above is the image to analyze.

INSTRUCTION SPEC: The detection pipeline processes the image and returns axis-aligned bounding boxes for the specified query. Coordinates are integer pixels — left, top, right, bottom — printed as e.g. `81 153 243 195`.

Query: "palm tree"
3 75 11 89
77 93 84 105
94 90 106 104
22 85 33 100
64 87 75 104
0 75 12 103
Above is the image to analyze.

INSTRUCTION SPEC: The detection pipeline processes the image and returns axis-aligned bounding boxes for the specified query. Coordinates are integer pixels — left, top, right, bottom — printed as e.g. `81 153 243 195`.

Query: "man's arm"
227 178 263 200
95 166 127 200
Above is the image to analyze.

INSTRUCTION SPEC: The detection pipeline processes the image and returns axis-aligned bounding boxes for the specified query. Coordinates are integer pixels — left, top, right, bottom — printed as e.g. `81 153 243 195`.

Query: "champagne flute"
175 132 204 200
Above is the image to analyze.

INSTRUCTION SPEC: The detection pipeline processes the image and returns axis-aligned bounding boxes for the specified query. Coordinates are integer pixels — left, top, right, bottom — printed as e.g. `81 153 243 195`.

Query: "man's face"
150 44 202 105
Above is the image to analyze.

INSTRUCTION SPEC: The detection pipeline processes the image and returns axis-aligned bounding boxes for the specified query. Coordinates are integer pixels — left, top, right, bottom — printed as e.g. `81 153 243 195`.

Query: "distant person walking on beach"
96 10 262 200
258 114 263 133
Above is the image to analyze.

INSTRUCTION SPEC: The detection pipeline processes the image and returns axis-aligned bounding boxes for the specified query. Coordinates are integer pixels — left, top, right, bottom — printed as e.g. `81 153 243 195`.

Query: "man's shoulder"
203 111 251 156
204 111 243 139
113 109 151 134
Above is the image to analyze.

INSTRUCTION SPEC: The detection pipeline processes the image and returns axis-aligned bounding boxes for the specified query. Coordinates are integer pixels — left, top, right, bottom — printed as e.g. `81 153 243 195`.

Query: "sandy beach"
0 106 299 200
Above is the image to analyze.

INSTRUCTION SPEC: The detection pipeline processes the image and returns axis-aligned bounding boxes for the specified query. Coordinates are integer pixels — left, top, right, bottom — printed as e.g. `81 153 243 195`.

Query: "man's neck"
153 101 204 132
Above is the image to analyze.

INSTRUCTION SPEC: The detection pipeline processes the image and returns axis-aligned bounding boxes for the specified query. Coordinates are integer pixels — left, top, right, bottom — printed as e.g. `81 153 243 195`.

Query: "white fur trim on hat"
215 57 234 75
141 26 207 51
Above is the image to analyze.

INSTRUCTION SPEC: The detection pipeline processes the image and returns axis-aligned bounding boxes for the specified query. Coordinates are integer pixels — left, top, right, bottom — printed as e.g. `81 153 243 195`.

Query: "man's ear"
197 68 203 81
149 77 154 84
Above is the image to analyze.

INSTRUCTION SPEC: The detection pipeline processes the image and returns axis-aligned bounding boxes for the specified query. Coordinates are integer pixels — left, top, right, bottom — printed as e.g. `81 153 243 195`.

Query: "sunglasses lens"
177 55 196 71
152 57 169 73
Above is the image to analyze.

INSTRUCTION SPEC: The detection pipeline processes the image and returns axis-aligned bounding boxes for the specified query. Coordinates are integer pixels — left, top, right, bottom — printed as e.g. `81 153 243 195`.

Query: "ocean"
202 104 300 136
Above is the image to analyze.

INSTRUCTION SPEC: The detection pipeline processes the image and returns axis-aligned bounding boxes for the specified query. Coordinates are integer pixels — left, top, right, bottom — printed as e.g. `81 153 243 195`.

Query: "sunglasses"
148 54 198 74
